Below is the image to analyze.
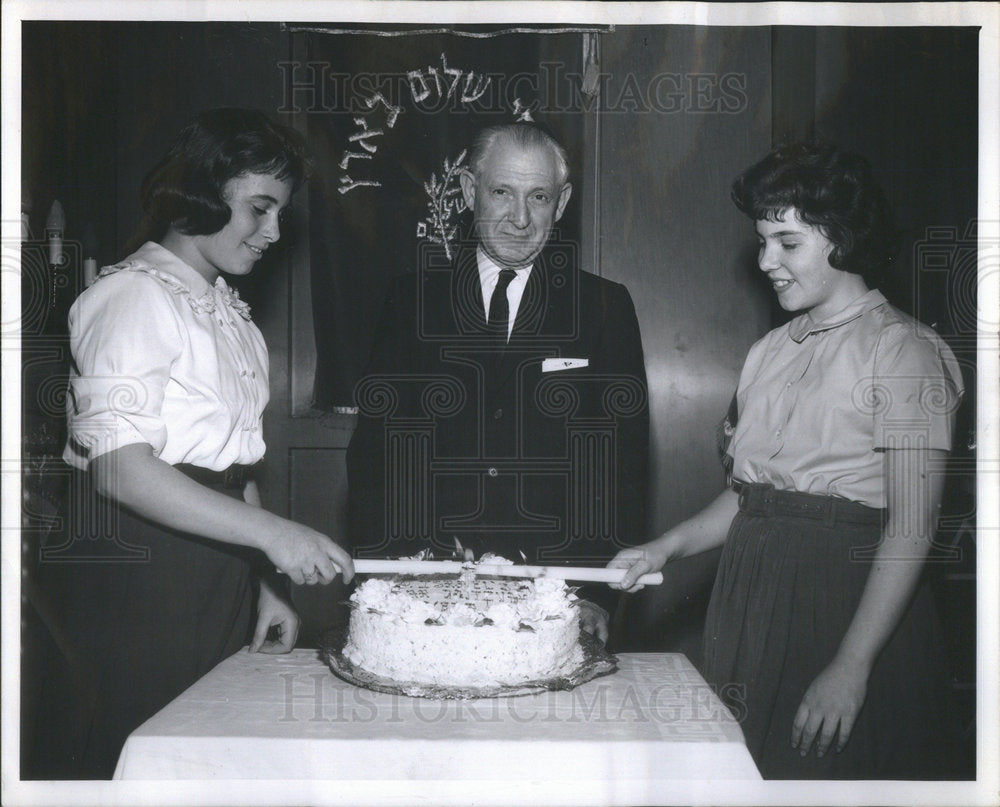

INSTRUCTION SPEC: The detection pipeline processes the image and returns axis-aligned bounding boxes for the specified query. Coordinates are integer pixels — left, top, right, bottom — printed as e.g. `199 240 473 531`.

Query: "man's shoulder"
571 267 635 310
576 268 629 291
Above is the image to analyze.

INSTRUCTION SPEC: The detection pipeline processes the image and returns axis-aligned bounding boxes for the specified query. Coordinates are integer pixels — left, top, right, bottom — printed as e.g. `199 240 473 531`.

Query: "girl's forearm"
834 449 946 670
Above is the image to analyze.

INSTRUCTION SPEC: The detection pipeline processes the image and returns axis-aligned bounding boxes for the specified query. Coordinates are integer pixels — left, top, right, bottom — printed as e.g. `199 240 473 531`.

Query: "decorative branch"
419 149 467 260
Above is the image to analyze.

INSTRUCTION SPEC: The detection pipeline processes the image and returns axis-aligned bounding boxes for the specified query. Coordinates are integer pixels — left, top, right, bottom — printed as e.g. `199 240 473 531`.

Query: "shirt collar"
122 242 252 321
788 288 887 343
475 246 533 290
132 241 218 297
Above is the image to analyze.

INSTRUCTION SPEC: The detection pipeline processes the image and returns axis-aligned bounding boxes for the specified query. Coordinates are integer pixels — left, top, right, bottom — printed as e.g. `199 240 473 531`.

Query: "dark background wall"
593 26 773 651
21 22 978 751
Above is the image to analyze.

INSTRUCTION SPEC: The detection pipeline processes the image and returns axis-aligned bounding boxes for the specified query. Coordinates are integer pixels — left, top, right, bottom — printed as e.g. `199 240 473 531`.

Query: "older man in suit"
347 122 649 641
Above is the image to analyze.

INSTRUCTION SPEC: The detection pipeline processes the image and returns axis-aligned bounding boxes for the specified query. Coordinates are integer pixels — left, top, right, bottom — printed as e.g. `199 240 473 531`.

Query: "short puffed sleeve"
64 270 184 467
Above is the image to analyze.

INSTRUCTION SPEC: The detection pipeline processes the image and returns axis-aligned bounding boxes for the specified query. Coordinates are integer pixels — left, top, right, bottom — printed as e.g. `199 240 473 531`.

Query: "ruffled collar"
96 242 253 321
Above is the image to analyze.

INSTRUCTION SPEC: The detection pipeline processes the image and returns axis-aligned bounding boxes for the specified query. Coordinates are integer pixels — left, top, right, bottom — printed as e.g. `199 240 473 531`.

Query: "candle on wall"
45 200 65 268
45 200 66 309
83 258 97 287
82 222 99 287
83 259 98 287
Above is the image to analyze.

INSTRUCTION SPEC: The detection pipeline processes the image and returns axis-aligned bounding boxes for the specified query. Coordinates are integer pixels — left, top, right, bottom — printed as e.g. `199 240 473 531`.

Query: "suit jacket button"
493 408 503 420
487 467 498 477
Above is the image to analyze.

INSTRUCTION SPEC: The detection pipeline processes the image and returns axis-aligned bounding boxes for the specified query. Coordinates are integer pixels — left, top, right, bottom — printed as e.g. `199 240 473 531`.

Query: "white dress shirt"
63 242 270 472
476 247 532 341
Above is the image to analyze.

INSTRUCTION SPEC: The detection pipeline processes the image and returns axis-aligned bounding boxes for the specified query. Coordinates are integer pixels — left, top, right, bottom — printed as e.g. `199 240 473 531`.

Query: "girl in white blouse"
33 109 353 778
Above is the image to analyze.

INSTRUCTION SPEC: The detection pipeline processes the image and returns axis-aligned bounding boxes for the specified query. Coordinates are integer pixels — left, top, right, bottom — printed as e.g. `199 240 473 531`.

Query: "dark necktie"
487 269 517 346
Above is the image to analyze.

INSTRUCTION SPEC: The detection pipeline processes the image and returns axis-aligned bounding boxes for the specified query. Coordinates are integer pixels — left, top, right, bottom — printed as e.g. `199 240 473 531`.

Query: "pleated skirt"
703 487 965 780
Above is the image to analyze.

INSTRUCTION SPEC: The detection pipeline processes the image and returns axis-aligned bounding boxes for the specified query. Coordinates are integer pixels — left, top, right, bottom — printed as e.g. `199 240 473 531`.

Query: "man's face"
460 139 572 269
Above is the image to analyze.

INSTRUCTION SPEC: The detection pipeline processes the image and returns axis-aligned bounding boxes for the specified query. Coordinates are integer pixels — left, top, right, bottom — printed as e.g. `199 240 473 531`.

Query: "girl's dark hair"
136 108 312 241
731 142 895 286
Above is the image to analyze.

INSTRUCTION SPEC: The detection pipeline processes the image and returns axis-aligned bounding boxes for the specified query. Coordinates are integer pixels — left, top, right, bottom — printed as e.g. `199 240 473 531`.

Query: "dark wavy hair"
731 142 895 286
134 108 311 244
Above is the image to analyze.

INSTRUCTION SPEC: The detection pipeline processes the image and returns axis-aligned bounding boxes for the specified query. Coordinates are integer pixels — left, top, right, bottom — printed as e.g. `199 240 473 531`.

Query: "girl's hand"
790 449 949 760
791 655 870 757
262 523 355 586
250 578 300 653
578 600 610 643
607 489 739 593
607 543 669 593
88 444 356 586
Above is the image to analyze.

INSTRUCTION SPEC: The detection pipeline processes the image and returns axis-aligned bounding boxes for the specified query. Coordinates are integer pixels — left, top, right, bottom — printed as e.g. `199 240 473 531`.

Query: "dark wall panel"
813 27 978 334
596 27 773 650
114 23 290 256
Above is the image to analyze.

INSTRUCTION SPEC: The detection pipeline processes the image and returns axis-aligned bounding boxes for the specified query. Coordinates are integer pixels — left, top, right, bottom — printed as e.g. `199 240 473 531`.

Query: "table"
114 648 760 792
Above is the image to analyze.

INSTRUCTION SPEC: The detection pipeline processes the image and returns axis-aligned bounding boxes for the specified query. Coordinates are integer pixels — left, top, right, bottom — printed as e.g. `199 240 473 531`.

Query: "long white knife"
352 559 663 586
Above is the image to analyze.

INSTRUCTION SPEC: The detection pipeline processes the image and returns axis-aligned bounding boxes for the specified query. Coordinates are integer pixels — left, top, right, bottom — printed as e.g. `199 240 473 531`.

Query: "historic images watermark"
4 234 82 338
278 59 749 118
914 221 992 550
837 220 992 562
277 671 747 726
11 232 150 561
912 221 995 350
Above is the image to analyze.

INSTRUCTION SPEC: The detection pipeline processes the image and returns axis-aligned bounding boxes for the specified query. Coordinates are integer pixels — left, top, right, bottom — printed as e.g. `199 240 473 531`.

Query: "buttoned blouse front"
728 289 963 508
63 241 269 472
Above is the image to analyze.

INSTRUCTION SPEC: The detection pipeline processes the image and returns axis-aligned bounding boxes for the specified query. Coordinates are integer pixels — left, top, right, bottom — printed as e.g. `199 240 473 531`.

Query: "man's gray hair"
468 123 570 186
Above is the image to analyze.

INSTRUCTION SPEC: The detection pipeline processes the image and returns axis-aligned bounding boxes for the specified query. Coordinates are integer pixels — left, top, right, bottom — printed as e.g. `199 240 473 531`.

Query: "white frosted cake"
343 562 584 688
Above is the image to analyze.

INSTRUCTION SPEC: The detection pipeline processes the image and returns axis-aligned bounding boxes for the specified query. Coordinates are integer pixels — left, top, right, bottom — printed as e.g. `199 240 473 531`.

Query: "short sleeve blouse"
63 242 269 472
728 289 964 508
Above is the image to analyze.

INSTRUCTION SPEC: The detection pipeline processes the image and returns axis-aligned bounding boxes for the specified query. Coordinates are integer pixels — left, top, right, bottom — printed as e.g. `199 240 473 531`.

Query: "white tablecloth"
114 649 760 787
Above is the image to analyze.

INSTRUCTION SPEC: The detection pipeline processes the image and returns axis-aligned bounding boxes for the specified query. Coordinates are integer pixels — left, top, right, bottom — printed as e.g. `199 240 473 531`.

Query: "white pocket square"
542 358 589 372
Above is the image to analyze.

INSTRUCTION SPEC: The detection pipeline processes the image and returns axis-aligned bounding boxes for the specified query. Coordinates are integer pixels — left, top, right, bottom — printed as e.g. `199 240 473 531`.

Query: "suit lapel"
493 259 573 386
446 247 487 337
519 264 544 331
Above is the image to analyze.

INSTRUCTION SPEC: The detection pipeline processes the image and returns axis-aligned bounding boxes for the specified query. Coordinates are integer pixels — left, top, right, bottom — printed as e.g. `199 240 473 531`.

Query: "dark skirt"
24 469 256 779
703 483 963 780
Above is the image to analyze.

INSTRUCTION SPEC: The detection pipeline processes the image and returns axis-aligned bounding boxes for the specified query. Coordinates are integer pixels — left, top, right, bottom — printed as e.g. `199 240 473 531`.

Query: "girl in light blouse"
609 142 965 779
35 109 353 778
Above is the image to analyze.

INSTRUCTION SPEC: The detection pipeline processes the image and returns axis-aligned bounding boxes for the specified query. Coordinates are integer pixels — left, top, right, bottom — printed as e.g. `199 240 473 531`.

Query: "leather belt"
175 462 259 490
732 480 883 527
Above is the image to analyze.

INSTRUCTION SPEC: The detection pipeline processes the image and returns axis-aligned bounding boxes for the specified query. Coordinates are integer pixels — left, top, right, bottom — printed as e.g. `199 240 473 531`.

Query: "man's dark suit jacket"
346 244 649 609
